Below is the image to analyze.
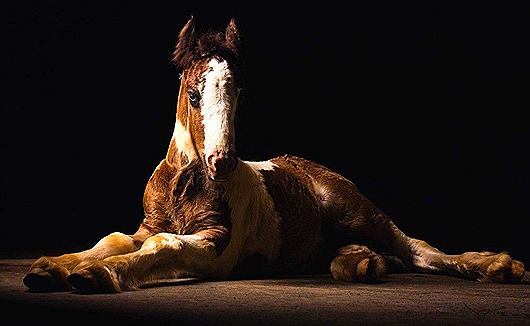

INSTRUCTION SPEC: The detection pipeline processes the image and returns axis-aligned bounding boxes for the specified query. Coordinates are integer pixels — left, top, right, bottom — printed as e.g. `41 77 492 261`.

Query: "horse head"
170 16 243 182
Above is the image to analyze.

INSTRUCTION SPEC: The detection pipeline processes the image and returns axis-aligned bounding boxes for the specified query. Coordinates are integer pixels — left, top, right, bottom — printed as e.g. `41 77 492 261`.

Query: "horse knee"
93 232 137 254
330 251 386 283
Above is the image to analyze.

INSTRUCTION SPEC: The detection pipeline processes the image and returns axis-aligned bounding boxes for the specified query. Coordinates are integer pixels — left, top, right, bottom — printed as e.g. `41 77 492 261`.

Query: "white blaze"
200 58 239 157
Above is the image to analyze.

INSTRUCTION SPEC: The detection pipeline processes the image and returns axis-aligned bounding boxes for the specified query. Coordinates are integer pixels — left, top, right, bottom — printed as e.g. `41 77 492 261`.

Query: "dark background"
2 2 529 266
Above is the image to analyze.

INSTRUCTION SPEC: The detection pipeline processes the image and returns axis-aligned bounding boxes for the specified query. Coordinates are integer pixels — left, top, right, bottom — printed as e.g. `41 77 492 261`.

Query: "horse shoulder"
222 160 283 263
227 158 326 272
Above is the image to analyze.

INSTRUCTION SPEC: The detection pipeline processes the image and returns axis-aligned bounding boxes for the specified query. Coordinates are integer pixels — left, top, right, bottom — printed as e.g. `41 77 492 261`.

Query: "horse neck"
165 78 199 168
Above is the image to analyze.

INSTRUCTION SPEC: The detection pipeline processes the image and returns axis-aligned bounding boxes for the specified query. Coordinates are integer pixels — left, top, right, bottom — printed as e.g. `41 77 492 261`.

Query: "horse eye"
188 91 200 108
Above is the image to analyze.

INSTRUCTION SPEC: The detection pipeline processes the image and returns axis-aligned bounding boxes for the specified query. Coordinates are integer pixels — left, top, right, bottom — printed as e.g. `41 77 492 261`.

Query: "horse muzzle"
206 151 238 182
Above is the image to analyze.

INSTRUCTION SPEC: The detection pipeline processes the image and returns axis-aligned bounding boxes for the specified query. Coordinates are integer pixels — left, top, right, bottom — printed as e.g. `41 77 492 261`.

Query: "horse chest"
143 161 230 237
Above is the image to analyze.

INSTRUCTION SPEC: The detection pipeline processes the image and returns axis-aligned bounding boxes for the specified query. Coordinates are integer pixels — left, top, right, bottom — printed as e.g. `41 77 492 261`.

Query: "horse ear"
172 15 198 68
225 18 241 54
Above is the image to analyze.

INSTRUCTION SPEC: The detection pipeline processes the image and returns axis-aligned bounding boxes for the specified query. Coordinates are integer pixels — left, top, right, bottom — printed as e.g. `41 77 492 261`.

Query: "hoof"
23 268 73 292
461 251 528 283
23 257 74 293
483 255 526 283
511 260 526 282
331 254 386 283
67 263 121 293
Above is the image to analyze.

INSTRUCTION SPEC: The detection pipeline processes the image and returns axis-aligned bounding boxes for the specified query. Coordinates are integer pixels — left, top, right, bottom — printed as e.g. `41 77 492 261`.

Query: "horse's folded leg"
67 261 122 293
330 251 386 283
23 257 74 292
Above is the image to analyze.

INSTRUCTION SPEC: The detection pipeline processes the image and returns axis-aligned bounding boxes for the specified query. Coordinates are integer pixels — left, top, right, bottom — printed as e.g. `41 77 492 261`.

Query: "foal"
23 16 525 293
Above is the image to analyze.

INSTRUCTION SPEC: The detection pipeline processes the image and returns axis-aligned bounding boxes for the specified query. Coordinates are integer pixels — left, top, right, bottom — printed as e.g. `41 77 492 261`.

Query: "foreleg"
23 232 138 292
65 232 230 293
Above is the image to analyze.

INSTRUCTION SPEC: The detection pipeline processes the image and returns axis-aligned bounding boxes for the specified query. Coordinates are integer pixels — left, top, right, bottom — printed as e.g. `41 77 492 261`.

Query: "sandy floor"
1 259 529 325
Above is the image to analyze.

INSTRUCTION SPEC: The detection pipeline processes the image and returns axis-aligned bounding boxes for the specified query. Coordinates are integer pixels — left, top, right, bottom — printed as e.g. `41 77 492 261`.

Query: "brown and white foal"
23 17 525 293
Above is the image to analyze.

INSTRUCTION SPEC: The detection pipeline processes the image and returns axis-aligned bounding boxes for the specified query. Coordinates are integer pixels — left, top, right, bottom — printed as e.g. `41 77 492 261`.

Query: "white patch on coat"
244 160 277 172
216 160 282 268
172 119 199 161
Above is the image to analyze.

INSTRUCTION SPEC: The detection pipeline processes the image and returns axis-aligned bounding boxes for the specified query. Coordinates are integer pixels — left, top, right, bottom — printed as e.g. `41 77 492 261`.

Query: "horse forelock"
173 30 243 89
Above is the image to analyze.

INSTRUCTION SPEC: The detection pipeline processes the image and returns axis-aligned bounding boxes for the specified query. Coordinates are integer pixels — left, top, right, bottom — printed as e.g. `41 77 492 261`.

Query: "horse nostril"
215 154 229 169
207 154 218 171
206 151 237 181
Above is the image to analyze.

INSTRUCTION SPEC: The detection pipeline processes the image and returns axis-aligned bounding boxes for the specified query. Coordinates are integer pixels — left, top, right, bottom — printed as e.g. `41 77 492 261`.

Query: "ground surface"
1 259 529 325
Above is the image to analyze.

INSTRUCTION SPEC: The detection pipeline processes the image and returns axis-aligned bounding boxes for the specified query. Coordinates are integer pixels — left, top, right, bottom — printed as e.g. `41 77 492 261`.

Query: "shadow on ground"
1 259 529 325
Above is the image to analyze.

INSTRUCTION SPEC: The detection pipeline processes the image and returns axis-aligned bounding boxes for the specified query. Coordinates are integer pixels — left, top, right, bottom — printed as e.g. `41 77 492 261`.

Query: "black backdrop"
2 2 529 265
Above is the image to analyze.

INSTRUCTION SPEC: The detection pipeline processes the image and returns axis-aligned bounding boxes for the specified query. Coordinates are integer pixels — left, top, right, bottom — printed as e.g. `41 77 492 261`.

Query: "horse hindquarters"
276 155 526 283
267 155 395 280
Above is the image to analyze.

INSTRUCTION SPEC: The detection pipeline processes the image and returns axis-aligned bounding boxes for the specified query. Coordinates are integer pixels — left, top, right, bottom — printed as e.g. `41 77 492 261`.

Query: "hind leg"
305 160 525 283
330 207 525 283
403 238 526 283
23 232 138 292
356 220 526 283
330 244 387 283
327 215 525 283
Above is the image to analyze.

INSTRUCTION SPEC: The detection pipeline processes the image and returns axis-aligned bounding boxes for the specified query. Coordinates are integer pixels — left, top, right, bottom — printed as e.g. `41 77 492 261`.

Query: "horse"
23 16 526 293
